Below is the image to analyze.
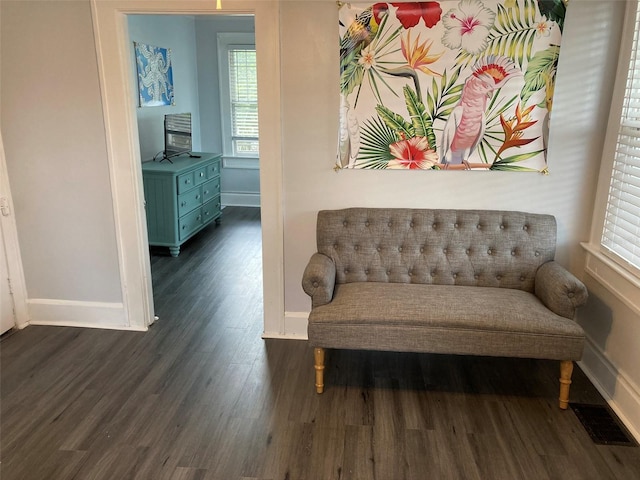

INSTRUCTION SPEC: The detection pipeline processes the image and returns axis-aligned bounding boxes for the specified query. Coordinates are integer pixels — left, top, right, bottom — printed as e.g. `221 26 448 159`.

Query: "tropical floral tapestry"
338 0 567 171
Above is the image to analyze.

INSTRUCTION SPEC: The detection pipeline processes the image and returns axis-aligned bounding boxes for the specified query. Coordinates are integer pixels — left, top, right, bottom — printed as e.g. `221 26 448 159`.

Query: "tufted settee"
302 208 588 409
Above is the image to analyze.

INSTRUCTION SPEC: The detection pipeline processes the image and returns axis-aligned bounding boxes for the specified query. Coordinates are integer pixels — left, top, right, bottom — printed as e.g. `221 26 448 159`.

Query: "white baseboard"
221 192 260 207
578 335 640 443
284 312 309 338
262 311 309 340
27 298 146 331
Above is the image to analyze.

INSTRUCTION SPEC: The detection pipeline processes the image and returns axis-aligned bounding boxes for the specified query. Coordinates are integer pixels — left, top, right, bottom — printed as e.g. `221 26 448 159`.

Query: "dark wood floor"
1 206 639 480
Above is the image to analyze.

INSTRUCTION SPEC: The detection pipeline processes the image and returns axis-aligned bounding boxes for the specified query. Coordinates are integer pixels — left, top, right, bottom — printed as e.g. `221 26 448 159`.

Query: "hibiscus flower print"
441 0 496 55
387 137 439 169
392 2 442 29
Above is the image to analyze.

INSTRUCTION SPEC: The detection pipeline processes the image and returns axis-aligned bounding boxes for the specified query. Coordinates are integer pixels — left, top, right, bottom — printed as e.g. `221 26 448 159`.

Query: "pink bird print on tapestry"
440 56 521 167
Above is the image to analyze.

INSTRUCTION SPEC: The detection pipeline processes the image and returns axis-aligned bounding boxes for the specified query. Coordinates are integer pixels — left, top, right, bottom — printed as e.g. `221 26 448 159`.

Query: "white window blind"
228 48 259 156
602 4 640 275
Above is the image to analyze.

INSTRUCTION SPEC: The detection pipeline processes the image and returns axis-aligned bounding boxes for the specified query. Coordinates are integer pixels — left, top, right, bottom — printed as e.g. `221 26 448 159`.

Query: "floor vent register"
571 403 638 447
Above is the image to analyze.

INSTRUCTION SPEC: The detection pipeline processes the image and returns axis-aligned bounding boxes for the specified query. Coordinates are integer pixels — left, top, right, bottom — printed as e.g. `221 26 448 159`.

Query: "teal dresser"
142 153 222 257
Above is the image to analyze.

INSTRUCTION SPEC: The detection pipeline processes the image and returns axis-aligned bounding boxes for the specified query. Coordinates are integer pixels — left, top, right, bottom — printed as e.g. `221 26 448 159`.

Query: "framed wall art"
134 41 175 107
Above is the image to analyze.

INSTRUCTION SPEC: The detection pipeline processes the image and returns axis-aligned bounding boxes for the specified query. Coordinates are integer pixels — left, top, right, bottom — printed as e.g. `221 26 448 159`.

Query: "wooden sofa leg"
559 360 573 410
314 347 325 394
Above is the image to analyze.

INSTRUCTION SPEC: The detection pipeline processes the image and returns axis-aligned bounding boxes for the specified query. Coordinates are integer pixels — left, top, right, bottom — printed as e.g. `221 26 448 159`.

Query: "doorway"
128 13 262 318
91 1 284 334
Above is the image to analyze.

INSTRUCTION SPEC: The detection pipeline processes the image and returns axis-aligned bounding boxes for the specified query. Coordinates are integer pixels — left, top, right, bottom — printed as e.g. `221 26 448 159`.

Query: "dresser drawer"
202 197 222 225
178 207 203 241
177 188 203 217
202 178 221 204
194 166 208 186
207 161 220 178
177 172 195 194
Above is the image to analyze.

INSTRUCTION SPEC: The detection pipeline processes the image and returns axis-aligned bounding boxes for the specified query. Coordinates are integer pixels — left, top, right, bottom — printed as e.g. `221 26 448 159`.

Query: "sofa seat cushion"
307 282 584 360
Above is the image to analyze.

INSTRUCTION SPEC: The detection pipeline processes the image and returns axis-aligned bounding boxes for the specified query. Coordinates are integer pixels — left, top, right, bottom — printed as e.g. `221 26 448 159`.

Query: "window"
584 1 640 313
601 3 640 277
229 49 258 155
218 33 259 160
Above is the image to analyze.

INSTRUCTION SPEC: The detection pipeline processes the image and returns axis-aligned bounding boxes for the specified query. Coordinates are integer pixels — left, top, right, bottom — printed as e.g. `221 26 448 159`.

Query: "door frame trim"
91 0 284 333
0 131 29 330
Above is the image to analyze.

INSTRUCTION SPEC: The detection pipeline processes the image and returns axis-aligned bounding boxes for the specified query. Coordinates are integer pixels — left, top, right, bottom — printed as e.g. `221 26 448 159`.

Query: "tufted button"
408 271 413 276
496 275 502 280
354 245 359 251
453 273 457 279
520 276 525 281
466 249 471 255
568 292 575 298
313 282 318 288
500 224 505 230
535 251 540 256
364 269 369 275
523 225 529 231
487 249 492 255
344 269 349 274
376 246 382 252
334 244 338 249
432 223 437 229
474 274 479 279
430 271 436 277
443 248 448 254
511 250 516 256
420 247 425 253
386 270 391 275
477 224 482 229
388 222 393 227
343 221 348 227
365 221 370 227
398 246 403 252
410 222 415 227
454 223 459 228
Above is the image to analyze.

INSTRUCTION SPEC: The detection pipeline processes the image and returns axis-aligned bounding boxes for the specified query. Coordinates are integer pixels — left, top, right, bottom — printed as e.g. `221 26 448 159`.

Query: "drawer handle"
196 195 200 199
205 211 210 216
200 172 204 177
204 190 209 195
197 215 201 220
185 179 191 184
181 201 187 207
182 225 186 230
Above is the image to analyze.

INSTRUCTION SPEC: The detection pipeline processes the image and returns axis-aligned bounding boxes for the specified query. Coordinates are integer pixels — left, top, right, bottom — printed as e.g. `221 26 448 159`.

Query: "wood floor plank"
2 206 640 480
341 424 374 480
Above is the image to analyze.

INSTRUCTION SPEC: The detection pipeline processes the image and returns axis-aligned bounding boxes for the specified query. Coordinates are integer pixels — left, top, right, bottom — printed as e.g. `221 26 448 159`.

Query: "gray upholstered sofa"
302 208 588 409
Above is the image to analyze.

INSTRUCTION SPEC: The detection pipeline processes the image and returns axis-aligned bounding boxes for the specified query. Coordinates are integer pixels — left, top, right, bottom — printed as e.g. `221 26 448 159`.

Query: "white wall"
127 15 202 162
195 15 260 205
579 276 640 440
0 0 121 306
282 0 623 313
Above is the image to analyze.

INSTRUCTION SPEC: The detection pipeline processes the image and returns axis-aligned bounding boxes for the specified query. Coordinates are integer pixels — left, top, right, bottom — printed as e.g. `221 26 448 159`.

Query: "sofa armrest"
302 253 336 308
535 261 588 319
